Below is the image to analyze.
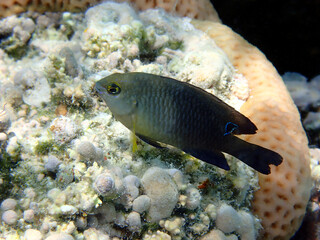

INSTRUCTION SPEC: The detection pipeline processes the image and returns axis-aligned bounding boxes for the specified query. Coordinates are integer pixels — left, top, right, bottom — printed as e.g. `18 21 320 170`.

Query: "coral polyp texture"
192 20 312 239
0 0 219 21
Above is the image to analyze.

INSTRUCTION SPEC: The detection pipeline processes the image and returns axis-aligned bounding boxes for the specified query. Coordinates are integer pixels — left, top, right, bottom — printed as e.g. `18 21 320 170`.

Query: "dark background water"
211 0 320 80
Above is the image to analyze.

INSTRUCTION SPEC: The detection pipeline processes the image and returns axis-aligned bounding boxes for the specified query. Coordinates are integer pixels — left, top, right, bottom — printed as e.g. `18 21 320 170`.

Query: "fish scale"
95 72 283 174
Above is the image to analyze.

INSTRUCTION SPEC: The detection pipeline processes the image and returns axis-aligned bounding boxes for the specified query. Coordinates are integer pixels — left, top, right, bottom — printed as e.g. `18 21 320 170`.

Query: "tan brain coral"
0 0 312 239
0 0 219 21
192 20 312 239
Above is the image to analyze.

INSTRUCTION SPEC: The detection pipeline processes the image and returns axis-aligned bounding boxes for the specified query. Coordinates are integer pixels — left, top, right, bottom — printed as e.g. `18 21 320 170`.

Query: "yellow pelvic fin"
131 132 138 153
131 110 138 153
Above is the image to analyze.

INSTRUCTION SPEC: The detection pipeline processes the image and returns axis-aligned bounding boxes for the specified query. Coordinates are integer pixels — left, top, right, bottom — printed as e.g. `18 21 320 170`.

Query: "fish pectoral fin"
136 134 165 149
183 148 230 171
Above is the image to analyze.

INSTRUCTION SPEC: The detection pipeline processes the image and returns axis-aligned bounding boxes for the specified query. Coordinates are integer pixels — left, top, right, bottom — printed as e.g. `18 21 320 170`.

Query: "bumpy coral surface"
0 0 219 21
0 3 260 239
192 20 312 240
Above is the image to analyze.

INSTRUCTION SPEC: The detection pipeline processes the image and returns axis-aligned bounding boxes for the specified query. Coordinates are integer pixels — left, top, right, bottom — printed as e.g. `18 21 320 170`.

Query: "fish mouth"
95 82 105 95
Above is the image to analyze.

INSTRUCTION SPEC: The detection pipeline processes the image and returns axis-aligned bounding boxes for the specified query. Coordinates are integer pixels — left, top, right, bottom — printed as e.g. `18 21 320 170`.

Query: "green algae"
0 36 29 59
0 146 22 200
35 140 67 156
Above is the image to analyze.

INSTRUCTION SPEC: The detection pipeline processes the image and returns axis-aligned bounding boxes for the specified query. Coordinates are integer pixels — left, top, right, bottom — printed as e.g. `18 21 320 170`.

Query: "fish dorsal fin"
183 148 230 170
184 81 257 135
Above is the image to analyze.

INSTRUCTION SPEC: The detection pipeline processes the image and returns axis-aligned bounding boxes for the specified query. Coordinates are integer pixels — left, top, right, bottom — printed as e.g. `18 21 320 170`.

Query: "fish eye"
107 83 121 95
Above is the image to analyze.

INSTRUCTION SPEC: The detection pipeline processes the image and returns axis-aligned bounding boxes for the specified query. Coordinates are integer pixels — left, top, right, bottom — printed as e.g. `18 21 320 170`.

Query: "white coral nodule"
49 116 78 144
93 173 116 197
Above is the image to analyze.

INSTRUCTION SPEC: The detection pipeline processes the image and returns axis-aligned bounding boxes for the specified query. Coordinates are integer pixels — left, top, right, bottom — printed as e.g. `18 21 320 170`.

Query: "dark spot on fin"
136 134 165 149
224 122 239 136
183 149 230 170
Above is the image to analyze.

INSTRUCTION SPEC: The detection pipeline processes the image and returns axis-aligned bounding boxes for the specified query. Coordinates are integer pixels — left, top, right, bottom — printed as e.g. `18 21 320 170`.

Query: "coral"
143 230 171 240
0 15 35 58
126 211 141 232
75 216 87 231
304 112 320 131
50 116 78 144
0 104 11 132
159 217 185 236
83 228 110 240
283 73 320 146
45 54 71 85
23 209 35 223
59 47 79 78
167 168 187 191
189 213 211 235
24 229 42 240
200 229 231 240
0 0 219 21
45 233 74 240
60 205 77 215
208 203 257 239
132 195 151 213
76 141 99 160
185 186 201 210
13 68 51 107
95 203 117 223
192 20 312 239
204 204 217 221
237 210 256 240
141 167 179 222
283 72 320 111
93 173 115 197
2 209 18 225
44 155 62 172
0 132 7 141
123 175 140 202
0 198 17 211
215 204 240 234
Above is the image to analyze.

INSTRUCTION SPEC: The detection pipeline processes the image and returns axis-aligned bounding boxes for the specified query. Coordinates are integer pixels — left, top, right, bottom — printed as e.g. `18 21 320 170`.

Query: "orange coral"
192 20 312 240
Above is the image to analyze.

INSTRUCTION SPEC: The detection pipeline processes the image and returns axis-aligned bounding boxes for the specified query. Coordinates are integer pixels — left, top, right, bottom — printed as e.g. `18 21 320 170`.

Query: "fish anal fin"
183 148 230 171
136 133 165 149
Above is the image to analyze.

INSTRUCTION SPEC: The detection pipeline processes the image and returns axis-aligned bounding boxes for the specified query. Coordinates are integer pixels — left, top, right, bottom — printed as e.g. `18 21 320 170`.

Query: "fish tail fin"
223 136 283 175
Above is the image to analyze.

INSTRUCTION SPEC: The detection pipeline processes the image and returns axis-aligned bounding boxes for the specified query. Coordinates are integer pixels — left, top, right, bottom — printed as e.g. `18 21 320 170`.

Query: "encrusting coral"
192 20 312 239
